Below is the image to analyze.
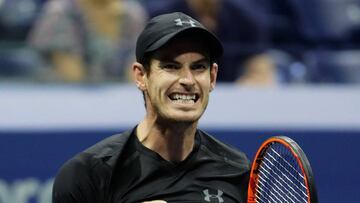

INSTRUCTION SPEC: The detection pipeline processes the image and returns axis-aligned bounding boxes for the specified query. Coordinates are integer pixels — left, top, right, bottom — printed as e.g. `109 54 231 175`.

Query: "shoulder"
52 150 100 202
58 129 133 171
84 129 132 158
53 129 133 202
198 130 250 169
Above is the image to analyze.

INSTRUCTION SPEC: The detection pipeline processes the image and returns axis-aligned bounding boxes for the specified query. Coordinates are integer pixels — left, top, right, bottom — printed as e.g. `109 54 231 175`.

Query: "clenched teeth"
169 93 197 102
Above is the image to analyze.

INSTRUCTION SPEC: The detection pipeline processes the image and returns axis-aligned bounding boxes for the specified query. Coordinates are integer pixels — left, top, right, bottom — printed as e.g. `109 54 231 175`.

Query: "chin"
165 112 202 124
174 117 199 123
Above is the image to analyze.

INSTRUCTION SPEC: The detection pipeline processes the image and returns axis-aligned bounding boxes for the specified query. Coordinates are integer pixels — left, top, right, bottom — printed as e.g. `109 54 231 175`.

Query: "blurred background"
0 0 360 202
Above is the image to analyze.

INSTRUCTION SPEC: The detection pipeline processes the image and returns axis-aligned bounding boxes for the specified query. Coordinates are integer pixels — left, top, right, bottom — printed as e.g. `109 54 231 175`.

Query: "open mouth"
168 93 199 104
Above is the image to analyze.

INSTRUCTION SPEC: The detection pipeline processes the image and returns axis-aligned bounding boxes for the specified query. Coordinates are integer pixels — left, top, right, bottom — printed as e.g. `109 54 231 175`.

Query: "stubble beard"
145 91 209 128
155 100 209 129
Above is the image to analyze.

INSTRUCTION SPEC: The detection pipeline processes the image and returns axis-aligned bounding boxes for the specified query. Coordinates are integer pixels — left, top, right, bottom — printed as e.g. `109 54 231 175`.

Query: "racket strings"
266 153 307 193
258 163 301 203
258 160 306 203
257 174 292 203
270 148 305 181
255 143 308 203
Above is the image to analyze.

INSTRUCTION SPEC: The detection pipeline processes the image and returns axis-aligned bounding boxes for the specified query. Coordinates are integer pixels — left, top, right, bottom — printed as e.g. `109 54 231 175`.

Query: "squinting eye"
162 64 179 69
192 64 208 70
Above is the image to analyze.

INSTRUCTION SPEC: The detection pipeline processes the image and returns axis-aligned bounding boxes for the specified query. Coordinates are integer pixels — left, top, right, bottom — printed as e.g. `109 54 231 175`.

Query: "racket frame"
247 136 317 203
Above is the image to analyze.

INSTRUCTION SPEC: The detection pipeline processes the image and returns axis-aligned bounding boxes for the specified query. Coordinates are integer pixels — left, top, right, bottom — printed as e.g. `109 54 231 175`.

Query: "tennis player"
53 12 250 203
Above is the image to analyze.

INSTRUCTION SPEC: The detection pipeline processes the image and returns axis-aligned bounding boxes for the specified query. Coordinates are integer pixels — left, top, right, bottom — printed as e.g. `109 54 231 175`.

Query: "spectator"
144 0 277 86
0 0 48 80
27 0 147 82
258 0 360 83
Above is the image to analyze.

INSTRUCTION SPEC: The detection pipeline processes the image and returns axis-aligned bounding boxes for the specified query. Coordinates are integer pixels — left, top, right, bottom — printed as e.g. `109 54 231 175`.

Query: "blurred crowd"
0 0 360 85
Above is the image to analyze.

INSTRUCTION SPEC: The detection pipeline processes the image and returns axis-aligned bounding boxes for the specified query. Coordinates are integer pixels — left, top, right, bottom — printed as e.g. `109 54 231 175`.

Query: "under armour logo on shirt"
174 18 196 27
203 189 224 203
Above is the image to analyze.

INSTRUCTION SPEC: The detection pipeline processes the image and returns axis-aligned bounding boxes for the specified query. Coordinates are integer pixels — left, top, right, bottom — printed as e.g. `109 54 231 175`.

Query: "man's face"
141 38 218 124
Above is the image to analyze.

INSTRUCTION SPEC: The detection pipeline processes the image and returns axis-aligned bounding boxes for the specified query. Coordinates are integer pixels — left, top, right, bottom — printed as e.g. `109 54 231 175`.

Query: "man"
53 12 250 203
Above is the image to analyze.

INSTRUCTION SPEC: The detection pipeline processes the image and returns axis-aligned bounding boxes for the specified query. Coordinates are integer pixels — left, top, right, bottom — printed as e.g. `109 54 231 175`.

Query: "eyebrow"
158 57 210 65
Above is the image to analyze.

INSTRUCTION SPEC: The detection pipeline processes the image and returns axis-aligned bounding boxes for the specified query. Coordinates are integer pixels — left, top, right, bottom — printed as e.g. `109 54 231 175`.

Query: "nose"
179 67 195 87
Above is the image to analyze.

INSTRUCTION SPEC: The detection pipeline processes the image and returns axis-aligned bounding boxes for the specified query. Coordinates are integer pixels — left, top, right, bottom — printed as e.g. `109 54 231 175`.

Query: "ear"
132 62 147 91
210 63 218 92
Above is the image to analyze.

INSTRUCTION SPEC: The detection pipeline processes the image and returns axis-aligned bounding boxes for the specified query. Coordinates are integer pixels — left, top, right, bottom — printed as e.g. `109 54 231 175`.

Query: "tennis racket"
247 136 317 203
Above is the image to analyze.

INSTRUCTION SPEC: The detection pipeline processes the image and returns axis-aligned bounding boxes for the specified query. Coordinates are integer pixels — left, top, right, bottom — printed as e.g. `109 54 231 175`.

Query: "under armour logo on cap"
136 12 223 64
203 189 224 203
174 18 196 27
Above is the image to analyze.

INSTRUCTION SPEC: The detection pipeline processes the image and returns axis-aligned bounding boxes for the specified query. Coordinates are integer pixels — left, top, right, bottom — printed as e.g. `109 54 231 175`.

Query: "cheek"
147 75 170 99
198 74 212 90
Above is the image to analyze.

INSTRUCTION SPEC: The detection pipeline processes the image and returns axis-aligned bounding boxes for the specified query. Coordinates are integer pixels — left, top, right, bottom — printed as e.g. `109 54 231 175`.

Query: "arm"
52 156 99 203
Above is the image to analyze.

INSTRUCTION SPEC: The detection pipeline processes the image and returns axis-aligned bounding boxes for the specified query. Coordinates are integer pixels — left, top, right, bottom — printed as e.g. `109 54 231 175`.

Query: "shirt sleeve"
52 154 100 203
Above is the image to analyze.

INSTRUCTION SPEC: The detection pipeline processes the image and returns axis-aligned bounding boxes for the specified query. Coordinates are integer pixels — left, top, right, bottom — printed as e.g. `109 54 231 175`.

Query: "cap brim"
145 27 223 58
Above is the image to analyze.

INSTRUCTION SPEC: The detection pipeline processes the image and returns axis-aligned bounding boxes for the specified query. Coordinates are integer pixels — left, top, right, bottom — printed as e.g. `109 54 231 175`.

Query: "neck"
136 117 198 162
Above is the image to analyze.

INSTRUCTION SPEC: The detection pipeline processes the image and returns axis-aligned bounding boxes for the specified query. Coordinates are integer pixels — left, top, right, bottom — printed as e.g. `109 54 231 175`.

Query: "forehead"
152 35 211 61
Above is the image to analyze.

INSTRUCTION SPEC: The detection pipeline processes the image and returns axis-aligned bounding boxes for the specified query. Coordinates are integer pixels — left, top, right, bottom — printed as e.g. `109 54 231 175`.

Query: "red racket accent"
248 136 317 203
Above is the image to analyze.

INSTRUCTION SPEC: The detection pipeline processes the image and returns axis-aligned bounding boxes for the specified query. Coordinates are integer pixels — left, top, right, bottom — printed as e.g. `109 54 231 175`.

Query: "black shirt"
53 127 250 203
